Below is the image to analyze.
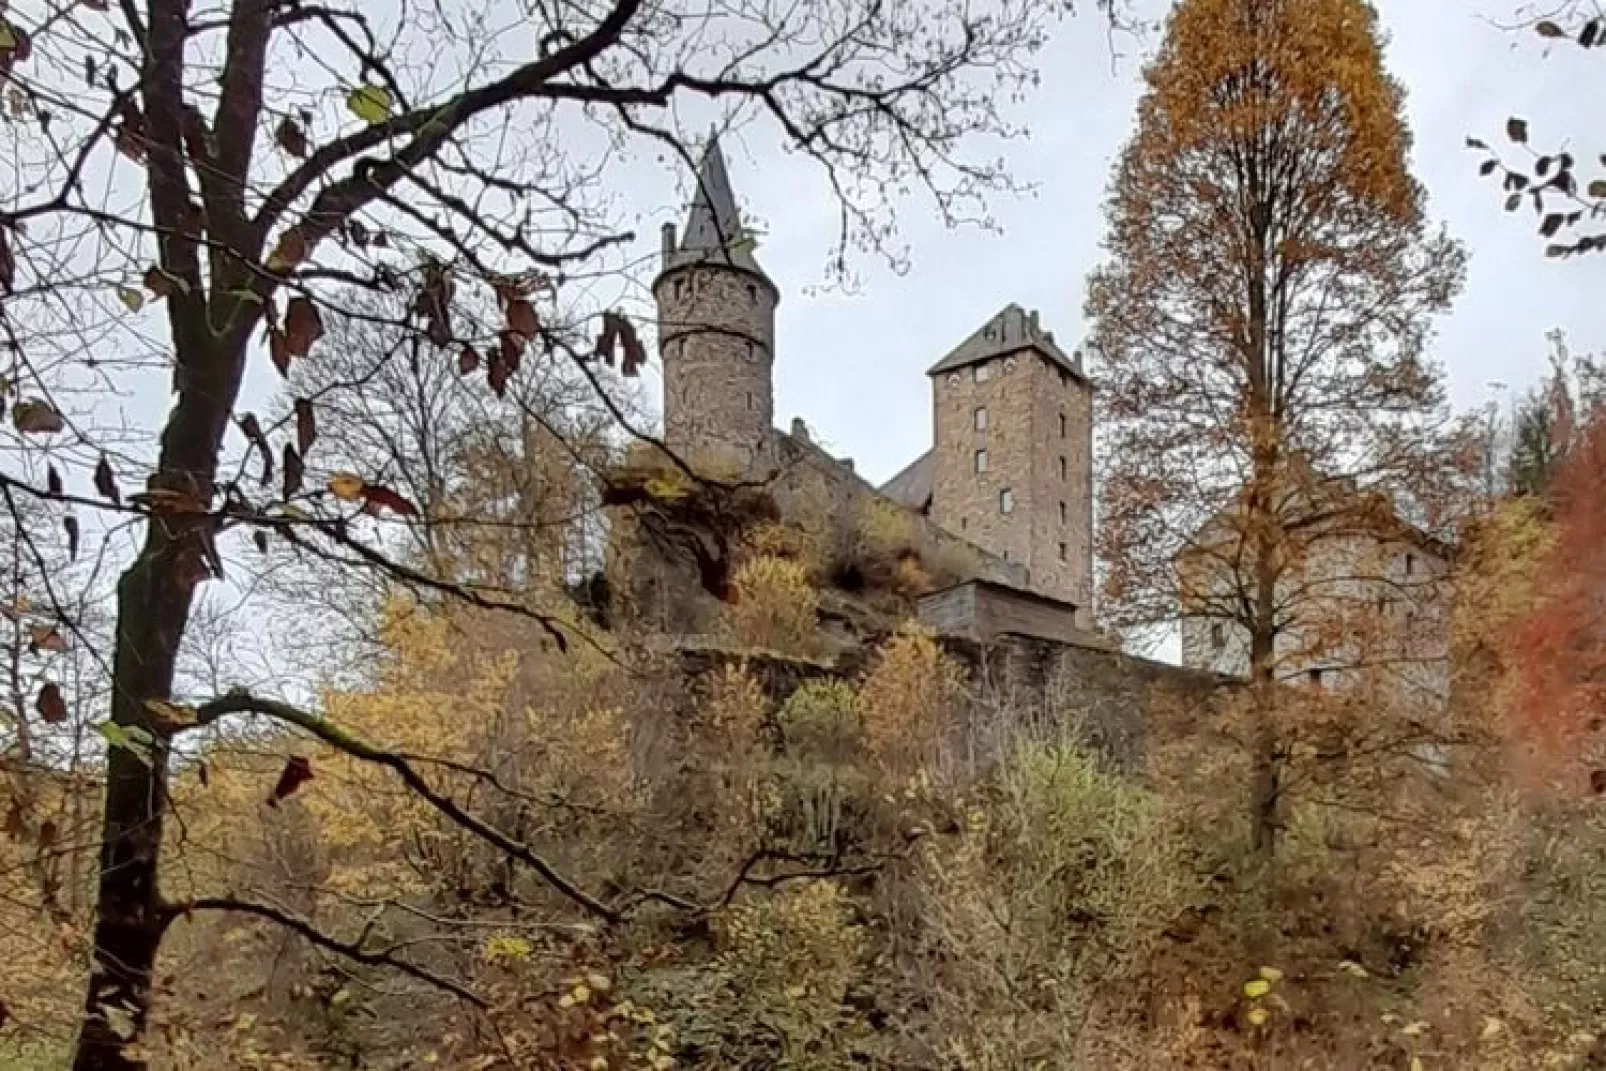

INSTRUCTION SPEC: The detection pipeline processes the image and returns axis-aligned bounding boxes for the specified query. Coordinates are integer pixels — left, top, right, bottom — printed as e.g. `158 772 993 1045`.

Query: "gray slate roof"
927 304 1086 381
880 449 934 511
662 136 770 280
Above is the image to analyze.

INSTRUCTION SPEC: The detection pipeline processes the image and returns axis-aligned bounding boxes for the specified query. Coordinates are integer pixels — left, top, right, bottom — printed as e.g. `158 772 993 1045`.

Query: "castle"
653 137 1097 639
643 137 1450 713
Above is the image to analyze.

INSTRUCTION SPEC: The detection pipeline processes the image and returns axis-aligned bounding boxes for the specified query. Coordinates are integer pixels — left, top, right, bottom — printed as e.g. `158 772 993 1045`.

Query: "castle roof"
880 449 935 511
926 304 1086 381
660 135 771 282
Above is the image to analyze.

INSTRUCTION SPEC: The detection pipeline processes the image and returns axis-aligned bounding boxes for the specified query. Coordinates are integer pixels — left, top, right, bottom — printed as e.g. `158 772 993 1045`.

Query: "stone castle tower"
653 138 779 476
887 306 1096 628
927 307 1095 624
653 141 1097 632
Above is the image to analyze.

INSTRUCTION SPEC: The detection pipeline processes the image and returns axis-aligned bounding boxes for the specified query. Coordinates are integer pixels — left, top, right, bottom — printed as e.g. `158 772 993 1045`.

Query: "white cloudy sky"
635 0 1604 487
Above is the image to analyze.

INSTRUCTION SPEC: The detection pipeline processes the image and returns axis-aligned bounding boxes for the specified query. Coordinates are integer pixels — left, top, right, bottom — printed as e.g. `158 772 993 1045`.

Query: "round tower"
653 137 779 478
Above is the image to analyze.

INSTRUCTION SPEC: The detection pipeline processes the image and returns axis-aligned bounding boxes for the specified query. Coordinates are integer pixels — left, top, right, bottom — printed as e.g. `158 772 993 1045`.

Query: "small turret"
653 137 779 477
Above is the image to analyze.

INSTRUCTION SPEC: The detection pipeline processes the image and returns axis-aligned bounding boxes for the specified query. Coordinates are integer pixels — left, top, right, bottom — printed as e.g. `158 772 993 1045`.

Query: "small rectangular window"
1059 456 1068 480
974 406 988 431
999 488 1014 515
960 517 968 532
1058 542 1068 562
974 362 992 383
1210 623 1225 650
974 448 988 474
1059 413 1067 438
1405 553 1416 576
1309 668 1324 689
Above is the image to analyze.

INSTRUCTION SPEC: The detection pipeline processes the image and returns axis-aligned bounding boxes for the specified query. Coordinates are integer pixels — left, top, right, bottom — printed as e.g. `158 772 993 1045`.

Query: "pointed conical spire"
664 134 768 278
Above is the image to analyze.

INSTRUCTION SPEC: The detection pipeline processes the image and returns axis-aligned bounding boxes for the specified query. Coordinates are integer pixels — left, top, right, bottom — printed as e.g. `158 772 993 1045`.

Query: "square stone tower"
926 306 1094 628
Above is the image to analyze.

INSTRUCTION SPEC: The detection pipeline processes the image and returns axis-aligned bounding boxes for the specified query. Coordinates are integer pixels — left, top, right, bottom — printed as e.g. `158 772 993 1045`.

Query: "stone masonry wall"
928 349 1094 627
655 264 777 476
1029 355 1095 623
768 429 1028 591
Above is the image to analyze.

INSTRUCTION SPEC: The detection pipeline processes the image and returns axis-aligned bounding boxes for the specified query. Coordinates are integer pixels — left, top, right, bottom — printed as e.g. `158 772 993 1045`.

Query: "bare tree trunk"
1248 560 1280 860
73 341 248 1071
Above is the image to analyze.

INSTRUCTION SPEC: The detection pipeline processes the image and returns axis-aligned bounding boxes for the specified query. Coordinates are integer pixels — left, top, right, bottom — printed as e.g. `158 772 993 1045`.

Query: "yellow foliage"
727 554 819 655
858 622 966 768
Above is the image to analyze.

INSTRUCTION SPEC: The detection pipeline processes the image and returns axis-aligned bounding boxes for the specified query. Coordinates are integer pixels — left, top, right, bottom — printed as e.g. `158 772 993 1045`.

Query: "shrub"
727 555 820 654
858 623 966 769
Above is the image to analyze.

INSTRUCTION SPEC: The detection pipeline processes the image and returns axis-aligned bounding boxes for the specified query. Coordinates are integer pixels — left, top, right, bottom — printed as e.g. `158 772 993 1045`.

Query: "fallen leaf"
1243 979 1271 999
47 465 63 496
116 284 144 312
267 755 314 805
457 346 479 375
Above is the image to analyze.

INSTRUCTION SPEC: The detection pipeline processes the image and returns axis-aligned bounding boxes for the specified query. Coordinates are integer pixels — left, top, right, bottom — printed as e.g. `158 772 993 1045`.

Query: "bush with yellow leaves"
727 554 820 655
858 623 966 770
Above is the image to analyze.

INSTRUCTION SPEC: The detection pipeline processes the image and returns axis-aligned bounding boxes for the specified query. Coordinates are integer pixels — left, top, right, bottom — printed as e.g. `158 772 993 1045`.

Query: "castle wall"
919 580 1110 650
927 349 1094 626
666 633 1230 774
768 429 1028 591
655 264 776 475
1028 357 1095 621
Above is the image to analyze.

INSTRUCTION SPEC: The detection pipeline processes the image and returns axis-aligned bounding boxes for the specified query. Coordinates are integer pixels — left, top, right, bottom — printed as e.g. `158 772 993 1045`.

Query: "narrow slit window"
1059 413 1067 438
999 487 1014 515
1059 456 1068 480
1405 553 1416 576
1210 623 1225 650
1059 501 1067 526
1058 542 1068 562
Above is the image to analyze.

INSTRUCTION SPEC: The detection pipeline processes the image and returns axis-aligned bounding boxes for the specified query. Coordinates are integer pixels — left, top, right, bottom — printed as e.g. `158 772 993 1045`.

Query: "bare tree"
0 0 1089 1062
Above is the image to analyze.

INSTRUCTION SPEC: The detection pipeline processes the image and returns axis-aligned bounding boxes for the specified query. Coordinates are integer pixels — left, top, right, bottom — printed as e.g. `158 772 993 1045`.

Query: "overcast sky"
634 0 1604 487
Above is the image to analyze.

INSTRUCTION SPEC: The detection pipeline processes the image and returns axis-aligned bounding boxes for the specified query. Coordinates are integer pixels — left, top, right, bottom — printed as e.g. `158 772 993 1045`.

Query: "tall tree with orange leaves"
1087 0 1466 857
1508 411 1606 790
